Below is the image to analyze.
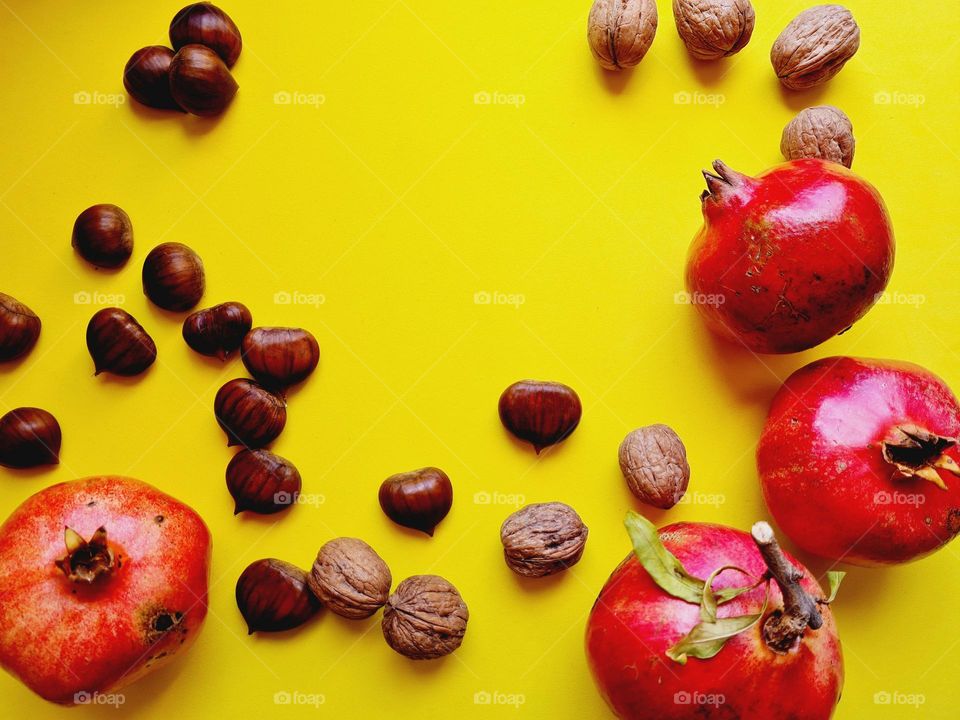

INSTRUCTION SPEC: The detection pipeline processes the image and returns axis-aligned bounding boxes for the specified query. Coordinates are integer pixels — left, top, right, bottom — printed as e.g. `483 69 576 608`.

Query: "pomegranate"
0 476 211 704
685 158 894 354
759 356 960 565
586 515 843 719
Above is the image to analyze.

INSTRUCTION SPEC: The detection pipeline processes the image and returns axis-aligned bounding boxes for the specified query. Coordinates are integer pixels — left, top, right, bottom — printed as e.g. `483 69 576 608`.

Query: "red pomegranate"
759 356 960 565
685 158 894 354
586 516 843 720
0 476 211 704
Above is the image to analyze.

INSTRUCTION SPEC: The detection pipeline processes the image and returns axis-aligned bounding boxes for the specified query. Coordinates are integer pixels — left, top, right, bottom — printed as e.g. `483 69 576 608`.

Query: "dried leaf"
825 571 845 603
667 588 769 664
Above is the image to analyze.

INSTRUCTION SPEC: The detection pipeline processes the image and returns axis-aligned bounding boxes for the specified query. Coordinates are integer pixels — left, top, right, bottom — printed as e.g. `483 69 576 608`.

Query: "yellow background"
1 0 958 717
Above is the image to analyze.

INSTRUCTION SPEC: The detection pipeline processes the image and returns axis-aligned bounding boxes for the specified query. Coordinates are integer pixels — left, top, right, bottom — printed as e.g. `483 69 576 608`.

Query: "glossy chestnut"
214 378 286 447
0 293 41 362
72 204 133 268
142 242 205 311
168 44 238 117
170 3 242 67
226 448 301 514
0 407 61 469
123 46 182 111
182 301 251 360
241 327 320 390
498 380 582 453
236 558 320 634
86 307 157 376
378 467 453 536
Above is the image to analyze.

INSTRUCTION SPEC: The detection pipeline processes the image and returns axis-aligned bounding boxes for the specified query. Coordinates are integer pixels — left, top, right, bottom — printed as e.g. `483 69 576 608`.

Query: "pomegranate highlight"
0 476 211 704
586 514 843 719
759 356 960 565
685 158 894 353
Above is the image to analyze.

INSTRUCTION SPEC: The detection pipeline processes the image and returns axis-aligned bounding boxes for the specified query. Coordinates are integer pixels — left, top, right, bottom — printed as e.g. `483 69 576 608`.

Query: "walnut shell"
500 502 588 577
771 5 860 90
619 424 690 508
781 105 855 168
673 0 755 61
587 0 658 71
307 538 391 619
382 575 468 660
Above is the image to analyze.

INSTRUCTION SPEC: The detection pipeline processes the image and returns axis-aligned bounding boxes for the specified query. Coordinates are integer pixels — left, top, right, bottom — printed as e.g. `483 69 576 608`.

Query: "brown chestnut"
0 407 61 469
379 467 453 536
168 44 238 117
182 301 251 360
72 204 133 268
86 307 157 376
498 380 582 453
226 448 301 514
142 242 205 311
214 378 286 447
123 46 182 111
0 293 41 362
170 3 242 68
236 558 320 634
241 327 319 390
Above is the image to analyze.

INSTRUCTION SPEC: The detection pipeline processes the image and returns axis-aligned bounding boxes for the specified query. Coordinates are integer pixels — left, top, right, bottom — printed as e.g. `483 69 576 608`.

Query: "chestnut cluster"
123 3 241 116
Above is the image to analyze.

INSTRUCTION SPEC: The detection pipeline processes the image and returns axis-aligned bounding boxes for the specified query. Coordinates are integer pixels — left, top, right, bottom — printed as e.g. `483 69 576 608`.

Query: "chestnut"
498 380 582 453
0 407 61 469
236 558 320 634
170 3 242 68
123 46 182 111
0 292 41 362
226 448 301 514
86 307 157 376
241 327 320 390
379 467 453 536
168 44 238 117
214 378 286 447
72 204 133 268
142 242 205 311
182 301 252 360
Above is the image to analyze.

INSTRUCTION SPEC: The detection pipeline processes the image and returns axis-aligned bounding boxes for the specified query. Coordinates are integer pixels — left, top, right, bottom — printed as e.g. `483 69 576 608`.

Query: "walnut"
771 5 860 90
307 538 391 619
500 502 588 577
781 105 855 168
673 0 755 61
381 575 468 660
587 0 658 71
619 424 690 508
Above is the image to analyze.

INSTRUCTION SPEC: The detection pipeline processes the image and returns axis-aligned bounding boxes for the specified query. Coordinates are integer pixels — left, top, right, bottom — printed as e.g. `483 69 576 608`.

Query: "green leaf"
825 571 846 603
700 565 756 622
666 589 770 665
624 512 704 604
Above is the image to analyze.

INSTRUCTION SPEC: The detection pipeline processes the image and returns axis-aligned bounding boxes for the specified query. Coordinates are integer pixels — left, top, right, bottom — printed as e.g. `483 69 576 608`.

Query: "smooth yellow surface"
1 1 958 717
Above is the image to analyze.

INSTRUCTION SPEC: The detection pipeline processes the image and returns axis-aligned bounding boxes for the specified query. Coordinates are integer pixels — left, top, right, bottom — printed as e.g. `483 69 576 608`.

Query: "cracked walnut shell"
588 0 658 71
500 502 588 577
771 5 860 90
781 105 855 168
673 0 755 61
307 538 391 619
619 424 690 508
382 575 468 660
